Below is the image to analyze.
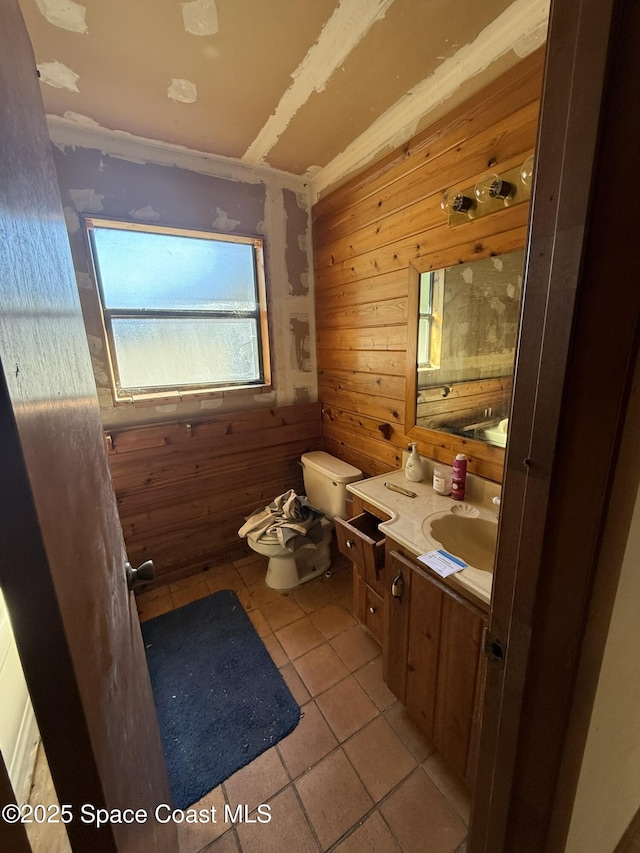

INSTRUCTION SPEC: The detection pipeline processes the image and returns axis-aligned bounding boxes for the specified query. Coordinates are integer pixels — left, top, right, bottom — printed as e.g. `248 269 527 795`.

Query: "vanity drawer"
363 584 384 644
354 574 384 644
335 512 385 577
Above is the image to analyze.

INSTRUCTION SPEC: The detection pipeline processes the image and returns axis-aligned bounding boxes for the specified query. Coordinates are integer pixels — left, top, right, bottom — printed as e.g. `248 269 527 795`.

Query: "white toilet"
244 451 362 590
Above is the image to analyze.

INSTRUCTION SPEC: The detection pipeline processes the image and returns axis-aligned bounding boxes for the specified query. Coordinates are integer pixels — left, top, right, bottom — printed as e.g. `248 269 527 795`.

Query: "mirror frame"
405 250 524 484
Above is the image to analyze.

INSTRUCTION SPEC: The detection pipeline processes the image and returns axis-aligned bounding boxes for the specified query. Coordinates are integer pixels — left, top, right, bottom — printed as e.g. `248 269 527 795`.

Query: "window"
85 218 270 402
417 269 442 373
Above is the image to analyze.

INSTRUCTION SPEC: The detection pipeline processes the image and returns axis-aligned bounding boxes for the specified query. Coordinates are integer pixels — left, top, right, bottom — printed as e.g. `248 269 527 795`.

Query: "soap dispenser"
405 443 423 482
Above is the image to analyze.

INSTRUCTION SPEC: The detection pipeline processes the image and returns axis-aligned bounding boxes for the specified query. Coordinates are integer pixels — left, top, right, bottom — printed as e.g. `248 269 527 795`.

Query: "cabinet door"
435 593 486 781
383 551 413 702
405 565 443 738
384 549 487 784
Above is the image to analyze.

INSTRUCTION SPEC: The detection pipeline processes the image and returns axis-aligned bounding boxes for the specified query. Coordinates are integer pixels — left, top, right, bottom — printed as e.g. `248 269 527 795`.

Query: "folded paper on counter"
418 549 467 578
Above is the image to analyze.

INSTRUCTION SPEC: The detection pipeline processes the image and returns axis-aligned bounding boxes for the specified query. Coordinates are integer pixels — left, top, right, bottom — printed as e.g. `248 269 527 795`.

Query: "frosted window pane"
93 228 257 311
111 318 260 389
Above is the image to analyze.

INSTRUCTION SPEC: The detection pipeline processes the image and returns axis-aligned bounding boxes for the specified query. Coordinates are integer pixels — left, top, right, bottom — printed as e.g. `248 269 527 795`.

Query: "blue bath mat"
141 589 300 809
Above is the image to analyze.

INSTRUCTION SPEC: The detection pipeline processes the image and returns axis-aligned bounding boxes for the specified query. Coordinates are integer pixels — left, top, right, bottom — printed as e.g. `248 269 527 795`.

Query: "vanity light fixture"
474 173 515 203
440 188 475 216
520 153 535 188
441 151 534 226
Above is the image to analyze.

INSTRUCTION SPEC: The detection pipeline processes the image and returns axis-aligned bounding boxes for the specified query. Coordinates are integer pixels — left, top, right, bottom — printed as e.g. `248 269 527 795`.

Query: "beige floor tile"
384 702 436 763
136 583 172 603
233 552 263 567
354 657 396 711
344 717 417 802
236 560 267 587
315 676 378 742
330 624 381 671
293 644 349 696
261 596 306 632
223 747 289 814
234 587 252 611
379 768 467 853
295 749 373 850
172 581 211 609
321 568 354 599
243 580 281 610
339 592 354 614
247 609 270 638
236 786 319 853
169 572 211 592
277 701 338 779
275 616 325 660
137 591 174 622
206 566 245 593
24 743 71 853
333 810 401 853
310 602 357 640
178 785 227 853
280 663 311 706
204 829 239 852
423 751 472 824
292 578 336 613
261 633 288 668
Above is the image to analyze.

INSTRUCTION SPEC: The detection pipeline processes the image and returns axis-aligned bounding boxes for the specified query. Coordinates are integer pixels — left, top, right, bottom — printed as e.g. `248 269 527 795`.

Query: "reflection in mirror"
415 249 524 447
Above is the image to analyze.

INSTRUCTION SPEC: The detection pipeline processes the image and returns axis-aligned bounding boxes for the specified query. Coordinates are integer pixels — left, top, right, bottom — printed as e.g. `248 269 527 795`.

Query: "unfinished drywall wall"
51 142 317 427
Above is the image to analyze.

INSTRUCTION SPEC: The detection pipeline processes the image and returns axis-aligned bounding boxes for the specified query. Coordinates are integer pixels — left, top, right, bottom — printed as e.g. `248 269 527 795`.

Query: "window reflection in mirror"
415 249 525 447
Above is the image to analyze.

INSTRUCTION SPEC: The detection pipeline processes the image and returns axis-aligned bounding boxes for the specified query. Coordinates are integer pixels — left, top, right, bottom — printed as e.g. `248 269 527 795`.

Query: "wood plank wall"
105 402 322 587
313 49 544 483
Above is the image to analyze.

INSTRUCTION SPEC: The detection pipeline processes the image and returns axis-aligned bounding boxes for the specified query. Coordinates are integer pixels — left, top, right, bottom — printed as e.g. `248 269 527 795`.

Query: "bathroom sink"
422 504 497 573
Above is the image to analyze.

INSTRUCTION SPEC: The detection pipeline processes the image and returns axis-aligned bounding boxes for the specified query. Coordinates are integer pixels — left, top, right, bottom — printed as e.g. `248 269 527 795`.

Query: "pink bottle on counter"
451 453 467 500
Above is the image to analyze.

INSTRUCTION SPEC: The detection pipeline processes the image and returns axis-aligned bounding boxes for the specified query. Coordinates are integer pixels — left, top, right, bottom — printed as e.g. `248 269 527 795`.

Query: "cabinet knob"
369 605 377 614
346 539 355 549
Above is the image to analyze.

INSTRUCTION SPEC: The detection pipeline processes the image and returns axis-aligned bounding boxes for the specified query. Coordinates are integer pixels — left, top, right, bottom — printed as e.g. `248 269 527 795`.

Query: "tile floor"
137 550 470 853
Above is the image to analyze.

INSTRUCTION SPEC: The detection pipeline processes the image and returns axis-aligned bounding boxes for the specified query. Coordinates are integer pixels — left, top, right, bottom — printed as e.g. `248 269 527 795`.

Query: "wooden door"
470 0 640 849
0 3 176 852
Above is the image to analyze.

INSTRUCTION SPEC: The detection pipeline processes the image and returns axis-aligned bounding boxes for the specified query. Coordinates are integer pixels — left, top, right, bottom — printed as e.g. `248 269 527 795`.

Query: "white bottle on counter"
433 466 452 495
404 443 423 482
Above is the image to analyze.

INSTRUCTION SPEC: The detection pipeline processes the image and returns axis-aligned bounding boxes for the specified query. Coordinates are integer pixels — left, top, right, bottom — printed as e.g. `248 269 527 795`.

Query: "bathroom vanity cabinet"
384 544 487 785
336 496 487 786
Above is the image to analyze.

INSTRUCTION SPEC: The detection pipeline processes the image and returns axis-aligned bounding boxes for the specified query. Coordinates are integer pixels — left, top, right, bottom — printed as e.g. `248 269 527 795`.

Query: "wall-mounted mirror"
405 248 525 477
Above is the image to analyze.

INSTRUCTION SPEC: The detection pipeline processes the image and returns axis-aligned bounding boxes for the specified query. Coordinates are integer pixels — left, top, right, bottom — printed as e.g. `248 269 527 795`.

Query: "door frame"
470 0 640 849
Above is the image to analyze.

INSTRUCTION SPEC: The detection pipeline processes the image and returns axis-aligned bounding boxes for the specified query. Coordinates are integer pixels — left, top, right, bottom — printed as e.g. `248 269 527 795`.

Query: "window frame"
84 217 271 404
417 268 443 378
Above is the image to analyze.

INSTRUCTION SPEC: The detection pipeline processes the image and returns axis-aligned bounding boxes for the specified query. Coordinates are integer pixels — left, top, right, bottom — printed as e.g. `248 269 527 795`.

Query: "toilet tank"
301 451 362 519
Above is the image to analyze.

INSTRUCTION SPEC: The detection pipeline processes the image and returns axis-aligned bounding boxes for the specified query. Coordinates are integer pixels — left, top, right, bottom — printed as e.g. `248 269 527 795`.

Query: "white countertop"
346 462 500 608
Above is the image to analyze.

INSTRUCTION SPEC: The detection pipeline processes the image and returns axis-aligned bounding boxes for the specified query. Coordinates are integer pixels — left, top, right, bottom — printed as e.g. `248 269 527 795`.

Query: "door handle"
125 559 155 590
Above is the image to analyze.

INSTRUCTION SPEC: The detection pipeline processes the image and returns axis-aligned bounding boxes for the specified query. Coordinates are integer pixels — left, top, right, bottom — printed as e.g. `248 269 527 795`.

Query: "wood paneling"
313 49 544 481
106 403 322 587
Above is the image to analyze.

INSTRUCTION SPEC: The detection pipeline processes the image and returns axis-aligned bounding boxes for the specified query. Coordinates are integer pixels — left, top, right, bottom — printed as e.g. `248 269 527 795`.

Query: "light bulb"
520 154 535 188
440 188 475 215
474 174 514 203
